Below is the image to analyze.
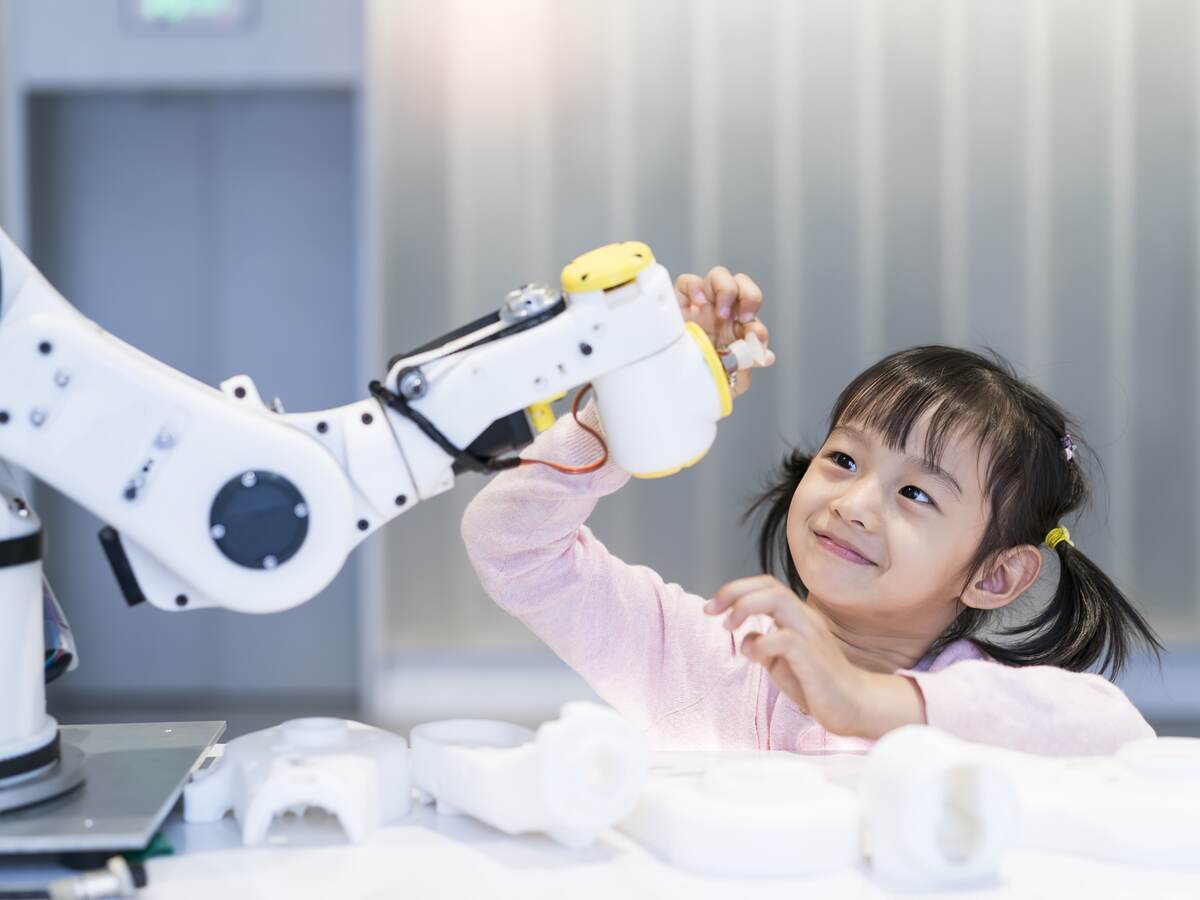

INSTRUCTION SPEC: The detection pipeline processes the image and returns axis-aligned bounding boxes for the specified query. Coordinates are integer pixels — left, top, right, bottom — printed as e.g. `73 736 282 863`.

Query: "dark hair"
747 345 1161 676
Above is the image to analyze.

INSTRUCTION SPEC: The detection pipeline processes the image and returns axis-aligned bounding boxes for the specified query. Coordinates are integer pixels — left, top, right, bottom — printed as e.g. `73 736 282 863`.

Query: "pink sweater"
461 406 1155 756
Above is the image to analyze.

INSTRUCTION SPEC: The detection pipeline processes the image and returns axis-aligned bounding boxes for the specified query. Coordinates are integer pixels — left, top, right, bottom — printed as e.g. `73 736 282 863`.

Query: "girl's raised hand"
674 267 775 396
704 575 925 739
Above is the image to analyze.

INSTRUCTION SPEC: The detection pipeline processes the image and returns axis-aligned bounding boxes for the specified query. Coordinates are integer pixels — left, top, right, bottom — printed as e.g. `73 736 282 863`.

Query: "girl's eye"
827 451 857 472
900 485 934 506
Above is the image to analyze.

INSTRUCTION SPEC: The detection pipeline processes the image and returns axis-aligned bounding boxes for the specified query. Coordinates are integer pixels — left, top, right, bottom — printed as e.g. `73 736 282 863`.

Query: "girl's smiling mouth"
814 530 877 566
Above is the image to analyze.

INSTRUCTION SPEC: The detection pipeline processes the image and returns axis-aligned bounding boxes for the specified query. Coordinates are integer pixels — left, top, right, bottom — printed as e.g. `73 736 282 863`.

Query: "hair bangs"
830 361 1009 476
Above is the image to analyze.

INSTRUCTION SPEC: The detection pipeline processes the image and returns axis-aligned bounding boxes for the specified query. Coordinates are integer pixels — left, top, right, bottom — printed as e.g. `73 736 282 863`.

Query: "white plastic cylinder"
861 726 1018 891
592 326 727 479
0 494 56 769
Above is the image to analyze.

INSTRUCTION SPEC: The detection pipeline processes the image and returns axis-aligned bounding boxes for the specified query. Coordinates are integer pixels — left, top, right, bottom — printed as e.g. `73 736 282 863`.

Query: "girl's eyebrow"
830 424 963 496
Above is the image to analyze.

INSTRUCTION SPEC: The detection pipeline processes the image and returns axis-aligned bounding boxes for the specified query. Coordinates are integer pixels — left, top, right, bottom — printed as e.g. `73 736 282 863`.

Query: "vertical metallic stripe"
1109 0 1135 582
1023 0 1051 378
1195 0 1200 627
774 0 803 429
857 0 884 364
446 0 476 329
607 0 636 241
691 0 721 592
523 0 554 280
940 0 968 344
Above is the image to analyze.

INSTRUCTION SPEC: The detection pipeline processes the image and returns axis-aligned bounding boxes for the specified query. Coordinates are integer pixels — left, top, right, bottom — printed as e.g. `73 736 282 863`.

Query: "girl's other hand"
704 575 925 739
674 268 775 396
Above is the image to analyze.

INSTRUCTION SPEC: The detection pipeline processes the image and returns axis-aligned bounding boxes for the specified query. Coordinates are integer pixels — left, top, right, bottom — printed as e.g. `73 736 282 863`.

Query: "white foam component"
183 718 411 846
862 726 1018 891
618 756 860 878
409 702 647 849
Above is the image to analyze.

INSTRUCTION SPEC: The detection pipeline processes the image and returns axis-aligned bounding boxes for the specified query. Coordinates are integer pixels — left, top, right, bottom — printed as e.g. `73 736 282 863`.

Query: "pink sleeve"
903 658 1155 756
460 404 750 734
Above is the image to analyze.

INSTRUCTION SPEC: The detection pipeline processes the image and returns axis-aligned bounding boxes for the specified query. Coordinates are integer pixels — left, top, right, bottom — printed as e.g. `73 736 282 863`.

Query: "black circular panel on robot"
209 471 309 569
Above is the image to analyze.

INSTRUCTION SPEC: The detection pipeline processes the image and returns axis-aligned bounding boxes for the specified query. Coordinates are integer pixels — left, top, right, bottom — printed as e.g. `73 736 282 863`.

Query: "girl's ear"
961 545 1043 611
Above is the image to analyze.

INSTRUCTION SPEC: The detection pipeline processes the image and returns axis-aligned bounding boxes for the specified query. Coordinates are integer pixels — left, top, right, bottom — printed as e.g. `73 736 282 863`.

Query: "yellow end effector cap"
561 241 655 293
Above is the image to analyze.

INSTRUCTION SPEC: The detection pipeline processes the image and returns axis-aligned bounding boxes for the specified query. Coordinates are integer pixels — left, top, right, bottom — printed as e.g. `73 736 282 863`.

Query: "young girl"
461 268 1161 755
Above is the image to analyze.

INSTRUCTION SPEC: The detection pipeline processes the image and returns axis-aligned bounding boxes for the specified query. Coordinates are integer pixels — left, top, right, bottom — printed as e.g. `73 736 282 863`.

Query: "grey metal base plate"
0 721 225 855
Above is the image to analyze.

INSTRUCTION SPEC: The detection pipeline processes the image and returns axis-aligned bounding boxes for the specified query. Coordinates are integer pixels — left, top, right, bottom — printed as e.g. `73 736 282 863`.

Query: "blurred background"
1 0 1197 738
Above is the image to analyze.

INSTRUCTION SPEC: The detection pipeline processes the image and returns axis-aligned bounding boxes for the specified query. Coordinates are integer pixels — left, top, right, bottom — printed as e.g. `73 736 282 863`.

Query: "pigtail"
744 450 812 596
982 542 1162 677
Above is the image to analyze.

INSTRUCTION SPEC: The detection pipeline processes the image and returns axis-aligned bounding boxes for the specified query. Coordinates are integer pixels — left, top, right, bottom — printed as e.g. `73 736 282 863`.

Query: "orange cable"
520 383 609 474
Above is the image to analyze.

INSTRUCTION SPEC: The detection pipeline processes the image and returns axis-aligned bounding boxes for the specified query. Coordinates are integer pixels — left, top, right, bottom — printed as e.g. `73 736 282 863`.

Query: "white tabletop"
4 750 1200 899
147 804 1200 900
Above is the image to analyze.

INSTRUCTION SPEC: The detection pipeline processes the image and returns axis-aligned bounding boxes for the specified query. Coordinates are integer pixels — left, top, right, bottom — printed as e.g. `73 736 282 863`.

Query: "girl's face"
786 418 991 634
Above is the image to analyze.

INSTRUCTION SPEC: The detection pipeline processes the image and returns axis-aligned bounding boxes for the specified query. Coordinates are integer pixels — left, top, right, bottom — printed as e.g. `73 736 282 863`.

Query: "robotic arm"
0 234 740 619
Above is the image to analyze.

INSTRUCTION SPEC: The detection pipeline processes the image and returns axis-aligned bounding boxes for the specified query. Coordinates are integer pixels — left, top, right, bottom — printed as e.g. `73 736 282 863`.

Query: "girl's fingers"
740 629 800 664
732 273 763 323
733 370 753 396
722 588 808 632
674 273 706 309
707 266 738 320
704 574 779 614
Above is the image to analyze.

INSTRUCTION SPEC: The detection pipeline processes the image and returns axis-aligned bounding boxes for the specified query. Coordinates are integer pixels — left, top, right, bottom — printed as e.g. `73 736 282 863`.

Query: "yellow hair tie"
1045 526 1074 550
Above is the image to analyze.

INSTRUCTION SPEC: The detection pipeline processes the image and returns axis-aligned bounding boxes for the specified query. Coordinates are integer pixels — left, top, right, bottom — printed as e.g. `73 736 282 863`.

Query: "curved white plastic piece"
618 756 860 878
981 735 1200 867
725 331 768 370
183 718 410 846
409 702 647 849
862 726 1018 891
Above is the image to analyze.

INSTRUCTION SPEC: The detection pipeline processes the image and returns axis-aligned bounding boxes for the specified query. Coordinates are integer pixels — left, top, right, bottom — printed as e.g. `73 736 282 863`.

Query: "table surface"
3 751 1200 899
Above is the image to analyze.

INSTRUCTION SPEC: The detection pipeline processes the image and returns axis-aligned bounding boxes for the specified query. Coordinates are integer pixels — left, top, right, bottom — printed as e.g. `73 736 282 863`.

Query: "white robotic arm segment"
379 251 732 488
0 234 732 619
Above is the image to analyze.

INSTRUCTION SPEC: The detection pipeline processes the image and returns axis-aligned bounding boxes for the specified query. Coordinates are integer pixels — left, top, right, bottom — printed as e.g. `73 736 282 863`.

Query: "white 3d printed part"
409 702 647 849
983 735 1200 867
182 718 411 846
618 757 860 878
861 726 1018 891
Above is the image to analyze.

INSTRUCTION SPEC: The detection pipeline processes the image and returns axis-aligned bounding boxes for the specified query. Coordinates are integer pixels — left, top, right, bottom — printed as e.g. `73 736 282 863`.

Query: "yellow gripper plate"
561 241 655 293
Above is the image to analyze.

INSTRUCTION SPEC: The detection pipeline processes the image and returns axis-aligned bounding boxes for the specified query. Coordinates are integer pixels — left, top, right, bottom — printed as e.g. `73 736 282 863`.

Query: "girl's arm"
901 656 1155 756
460 403 751 735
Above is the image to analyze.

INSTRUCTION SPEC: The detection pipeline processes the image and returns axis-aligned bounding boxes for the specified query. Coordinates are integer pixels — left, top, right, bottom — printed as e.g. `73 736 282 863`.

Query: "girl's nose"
832 479 879 531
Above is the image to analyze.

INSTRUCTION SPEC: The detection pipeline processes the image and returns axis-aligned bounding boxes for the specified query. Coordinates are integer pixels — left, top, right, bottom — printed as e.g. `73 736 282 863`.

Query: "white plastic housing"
618 757 860 878
591 326 725 477
862 726 1018 891
409 702 647 849
389 262 728 492
980 735 1200 867
183 718 411 846
0 493 57 764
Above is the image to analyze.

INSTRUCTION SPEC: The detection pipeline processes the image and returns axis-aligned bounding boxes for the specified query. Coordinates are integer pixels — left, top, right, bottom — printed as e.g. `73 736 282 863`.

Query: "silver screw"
83 818 94 829
294 503 308 519
210 524 227 540
241 471 257 488
399 369 428 400
29 409 46 427
54 370 71 388
263 555 279 570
